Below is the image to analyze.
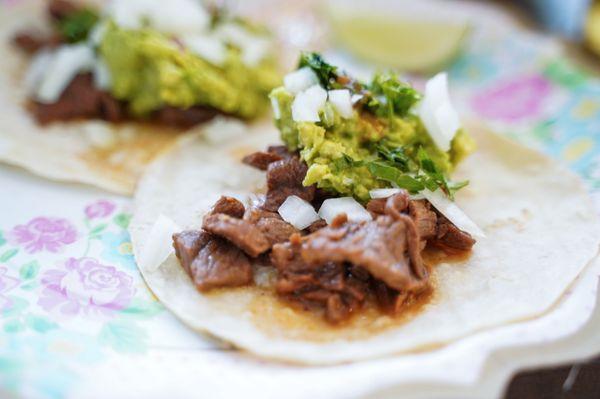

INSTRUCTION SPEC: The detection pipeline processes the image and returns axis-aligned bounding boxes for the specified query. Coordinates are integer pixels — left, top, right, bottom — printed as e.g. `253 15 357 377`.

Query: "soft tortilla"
0 0 194 195
129 124 600 364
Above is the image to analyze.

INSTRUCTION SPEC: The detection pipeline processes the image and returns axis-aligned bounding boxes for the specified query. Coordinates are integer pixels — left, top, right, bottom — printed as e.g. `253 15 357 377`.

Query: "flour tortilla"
129 123 600 364
0 0 213 195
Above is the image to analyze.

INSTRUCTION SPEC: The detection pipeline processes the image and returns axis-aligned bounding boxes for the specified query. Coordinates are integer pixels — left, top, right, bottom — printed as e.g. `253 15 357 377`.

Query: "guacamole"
270 53 475 202
99 22 280 118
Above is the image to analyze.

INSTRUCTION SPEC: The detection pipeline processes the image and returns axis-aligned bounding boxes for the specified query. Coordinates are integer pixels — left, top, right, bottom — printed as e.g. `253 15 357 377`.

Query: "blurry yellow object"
328 12 469 72
585 2 600 57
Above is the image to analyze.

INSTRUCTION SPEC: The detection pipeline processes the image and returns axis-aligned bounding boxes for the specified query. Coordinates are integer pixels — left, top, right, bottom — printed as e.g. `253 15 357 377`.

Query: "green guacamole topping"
270 53 475 202
99 23 280 118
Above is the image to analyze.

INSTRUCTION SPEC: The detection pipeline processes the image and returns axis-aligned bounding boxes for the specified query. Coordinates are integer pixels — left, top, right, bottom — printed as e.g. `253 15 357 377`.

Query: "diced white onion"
181 34 227 66
369 188 402 199
24 49 53 94
291 84 327 122
284 67 319 95
418 72 461 152
106 0 210 35
93 59 111 90
88 21 107 46
318 197 372 224
270 96 281 119
278 195 320 230
36 44 95 103
138 214 182 272
328 89 353 118
423 189 485 238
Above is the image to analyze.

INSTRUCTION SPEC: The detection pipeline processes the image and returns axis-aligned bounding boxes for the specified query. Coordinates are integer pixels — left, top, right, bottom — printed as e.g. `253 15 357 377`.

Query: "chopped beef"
154 106 219 128
432 215 476 252
172 230 208 275
242 151 283 171
209 196 245 218
243 206 298 246
263 156 315 211
203 213 270 257
31 73 125 124
287 194 428 293
306 219 327 233
408 200 437 240
267 145 294 159
12 32 62 54
48 0 80 21
366 198 387 216
173 230 252 291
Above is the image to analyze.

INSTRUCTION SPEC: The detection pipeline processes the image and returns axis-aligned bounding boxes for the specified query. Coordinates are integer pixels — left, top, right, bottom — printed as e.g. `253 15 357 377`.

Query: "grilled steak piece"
31 73 125 124
432 215 476 252
242 151 283 171
408 199 437 240
48 0 80 21
263 156 315 212
209 196 245 219
173 230 252 291
203 213 271 257
154 106 219 128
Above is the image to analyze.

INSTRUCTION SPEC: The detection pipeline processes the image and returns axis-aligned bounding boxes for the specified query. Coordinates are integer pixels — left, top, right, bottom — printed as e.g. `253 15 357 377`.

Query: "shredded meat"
263 156 315 211
267 145 294 159
173 230 252 291
202 213 270 258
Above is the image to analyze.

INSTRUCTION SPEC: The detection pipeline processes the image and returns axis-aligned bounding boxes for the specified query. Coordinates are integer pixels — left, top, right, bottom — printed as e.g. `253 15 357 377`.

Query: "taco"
130 54 600 364
0 0 280 194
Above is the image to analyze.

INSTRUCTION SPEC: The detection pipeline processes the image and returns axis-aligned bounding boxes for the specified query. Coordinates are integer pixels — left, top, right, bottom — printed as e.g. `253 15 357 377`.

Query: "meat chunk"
408 200 437 240
267 145 294 159
286 194 428 293
202 213 270 257
242 151 283 171
173 230 252 291
243 206 299 246
48 0 80 21
31 73 125 124
366 198 386 216
154 106 219 128
172 230 209 275
209 196 245 218
12 32 61 54
263 157 315 211
432 215 476 252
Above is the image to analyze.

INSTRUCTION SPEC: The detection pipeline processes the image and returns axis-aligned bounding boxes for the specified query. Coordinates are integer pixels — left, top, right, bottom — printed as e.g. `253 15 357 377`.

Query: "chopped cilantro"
57 9 99 43
366 73 421 119
298 52 340 89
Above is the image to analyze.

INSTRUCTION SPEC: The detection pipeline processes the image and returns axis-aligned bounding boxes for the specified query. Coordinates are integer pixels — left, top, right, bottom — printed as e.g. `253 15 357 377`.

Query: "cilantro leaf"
366 73 421 118
57 9 99 43
298 52 339 88
367 161 425 193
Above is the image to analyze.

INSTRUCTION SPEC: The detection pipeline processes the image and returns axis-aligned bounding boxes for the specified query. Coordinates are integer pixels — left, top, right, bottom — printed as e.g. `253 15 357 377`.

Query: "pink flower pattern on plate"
38 257 134 317
470 74 552 122
85 200 116 219
0 267 19 310
8 217 77 254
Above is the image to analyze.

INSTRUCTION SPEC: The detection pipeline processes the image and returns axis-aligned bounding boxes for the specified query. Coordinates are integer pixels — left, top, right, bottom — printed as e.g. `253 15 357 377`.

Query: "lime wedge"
328 12 469 73
585 3 600 57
